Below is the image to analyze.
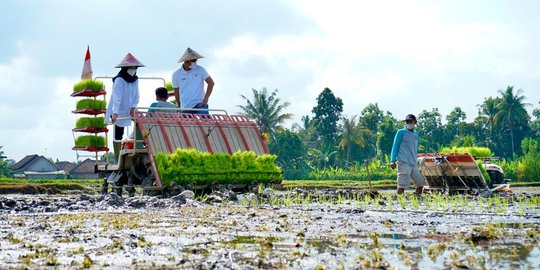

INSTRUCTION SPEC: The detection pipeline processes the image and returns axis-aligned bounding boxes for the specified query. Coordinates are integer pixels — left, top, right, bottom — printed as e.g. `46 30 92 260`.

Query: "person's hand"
111 113 118 123
129 107 135 117
196 100 208 108
389 162 396 170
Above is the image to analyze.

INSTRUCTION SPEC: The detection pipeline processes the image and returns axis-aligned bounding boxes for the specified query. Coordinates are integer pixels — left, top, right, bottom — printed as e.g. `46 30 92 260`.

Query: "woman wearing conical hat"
104 53 145 159
172 47 215 114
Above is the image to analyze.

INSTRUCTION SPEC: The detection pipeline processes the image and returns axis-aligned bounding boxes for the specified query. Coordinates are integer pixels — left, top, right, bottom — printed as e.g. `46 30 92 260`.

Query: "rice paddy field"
0 182 539 269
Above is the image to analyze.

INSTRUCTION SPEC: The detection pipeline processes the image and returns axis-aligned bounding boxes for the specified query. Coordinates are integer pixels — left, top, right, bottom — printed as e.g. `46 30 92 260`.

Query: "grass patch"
282 179 396 189
0 178 101 185
0 178 101 194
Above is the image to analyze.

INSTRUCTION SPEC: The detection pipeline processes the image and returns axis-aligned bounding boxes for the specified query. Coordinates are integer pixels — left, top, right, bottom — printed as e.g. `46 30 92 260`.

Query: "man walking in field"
389 114 426 196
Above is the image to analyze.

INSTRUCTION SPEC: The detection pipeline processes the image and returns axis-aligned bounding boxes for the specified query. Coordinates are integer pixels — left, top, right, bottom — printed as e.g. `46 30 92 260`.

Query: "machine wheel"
101 176 109 195
114 186 122 196
127 187 135 197
130 153 158 196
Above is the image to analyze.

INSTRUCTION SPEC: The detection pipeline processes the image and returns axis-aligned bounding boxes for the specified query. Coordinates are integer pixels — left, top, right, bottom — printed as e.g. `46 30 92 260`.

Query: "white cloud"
1 0 540 162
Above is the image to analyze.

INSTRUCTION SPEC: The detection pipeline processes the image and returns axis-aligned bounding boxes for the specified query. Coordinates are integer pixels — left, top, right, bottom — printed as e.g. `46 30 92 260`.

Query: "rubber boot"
113 142 121 162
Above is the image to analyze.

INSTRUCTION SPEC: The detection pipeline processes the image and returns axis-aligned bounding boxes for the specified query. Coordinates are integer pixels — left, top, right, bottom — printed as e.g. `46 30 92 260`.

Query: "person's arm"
111 80 123 123
390 130 404 168
130 81 140 117
172 71 181 108
200 76 214 106
173 87 181 108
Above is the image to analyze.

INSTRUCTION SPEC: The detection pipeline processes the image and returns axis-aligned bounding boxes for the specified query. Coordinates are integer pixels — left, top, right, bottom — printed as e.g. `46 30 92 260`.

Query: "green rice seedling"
474 160 491 182
75 135 106 148
431 192 444 211
197 194 209 203
467 224 501 243
485 197 493 212
500 197 509 214
427 243 446 261
257 183 264 195
410 194 420 209
73 79 105 92
76 99 106 110
303 193 312 204
386 195 393 212
423 193 433 209
363 194 371 205
368 232 380 248
374 196 381 210
7 233 21 244
337 193 346 204
280 194 293 207
82 255 93 268
398 194 406 209
76 117 106 129
449 196 458 212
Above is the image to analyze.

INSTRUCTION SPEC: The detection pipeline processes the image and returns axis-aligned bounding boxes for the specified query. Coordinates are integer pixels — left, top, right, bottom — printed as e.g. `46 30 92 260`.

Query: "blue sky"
1 0 539 162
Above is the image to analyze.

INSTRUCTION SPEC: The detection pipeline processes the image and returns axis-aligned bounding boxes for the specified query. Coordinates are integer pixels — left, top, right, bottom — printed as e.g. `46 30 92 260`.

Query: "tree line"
239 86 540 180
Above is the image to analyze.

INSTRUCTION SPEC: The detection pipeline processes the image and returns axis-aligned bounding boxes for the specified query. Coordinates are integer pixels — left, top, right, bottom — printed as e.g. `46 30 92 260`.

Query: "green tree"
239 88 293 138
292 115 317 147
478 97 500 147
268 130 310 179
494 86 530 157
312 88 343 150
0 146 11 177
358 103 384 160
518 137 540 182
445 107 468 146
531 102 540 139
338 115 371 164
377 112 399 158
417 108 443 152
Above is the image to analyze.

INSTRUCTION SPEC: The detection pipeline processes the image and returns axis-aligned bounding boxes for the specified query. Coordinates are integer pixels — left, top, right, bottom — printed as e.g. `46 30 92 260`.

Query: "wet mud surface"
1 188 539 269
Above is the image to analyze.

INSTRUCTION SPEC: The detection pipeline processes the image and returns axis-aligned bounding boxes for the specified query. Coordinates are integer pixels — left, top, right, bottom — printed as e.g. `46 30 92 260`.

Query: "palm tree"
338 115 371 164
479 97 500 147
494 86 530 156
238 88 293 138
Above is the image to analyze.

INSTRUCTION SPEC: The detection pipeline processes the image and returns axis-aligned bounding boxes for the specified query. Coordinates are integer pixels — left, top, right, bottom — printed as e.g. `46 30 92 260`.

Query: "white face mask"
189 62 197 70
127 68 137 76
406 123 416 130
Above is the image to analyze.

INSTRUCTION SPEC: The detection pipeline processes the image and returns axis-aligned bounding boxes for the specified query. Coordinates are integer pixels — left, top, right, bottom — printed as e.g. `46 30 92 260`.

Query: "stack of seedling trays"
71 79 109 153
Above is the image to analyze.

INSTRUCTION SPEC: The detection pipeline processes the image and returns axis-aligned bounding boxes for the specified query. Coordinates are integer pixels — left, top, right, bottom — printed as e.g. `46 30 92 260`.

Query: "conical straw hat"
115 53 145 68
178 47 204 63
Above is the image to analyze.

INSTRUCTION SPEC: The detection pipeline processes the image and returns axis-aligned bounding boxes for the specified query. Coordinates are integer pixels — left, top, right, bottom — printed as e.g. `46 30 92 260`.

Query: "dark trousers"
114 125 124 140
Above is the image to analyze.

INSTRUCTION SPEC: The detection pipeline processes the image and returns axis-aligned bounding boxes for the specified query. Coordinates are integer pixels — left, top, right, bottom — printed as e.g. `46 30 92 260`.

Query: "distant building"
10 155 66 179
11 155 104 179
56 161 76 174
69 158 106 179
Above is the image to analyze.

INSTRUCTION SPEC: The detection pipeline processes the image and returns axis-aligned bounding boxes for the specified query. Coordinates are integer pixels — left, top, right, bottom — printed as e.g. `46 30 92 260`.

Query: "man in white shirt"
172 47 215 114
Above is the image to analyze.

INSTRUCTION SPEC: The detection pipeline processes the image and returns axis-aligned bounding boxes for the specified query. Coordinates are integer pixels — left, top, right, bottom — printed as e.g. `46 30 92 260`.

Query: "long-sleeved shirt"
390 128 419 166
104 78 139 127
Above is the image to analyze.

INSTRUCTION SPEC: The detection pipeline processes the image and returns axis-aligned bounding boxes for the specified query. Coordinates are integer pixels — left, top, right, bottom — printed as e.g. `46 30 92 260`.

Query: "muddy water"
0 189 539 269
